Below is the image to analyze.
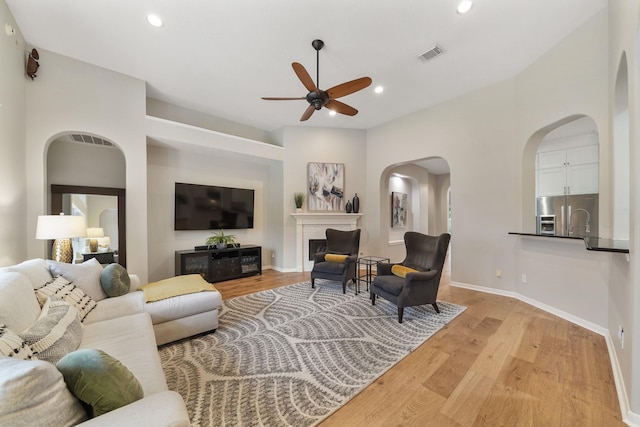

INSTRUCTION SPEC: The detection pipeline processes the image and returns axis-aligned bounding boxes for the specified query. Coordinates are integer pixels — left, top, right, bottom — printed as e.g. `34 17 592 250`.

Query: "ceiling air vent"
70 133 114 148
418 45 445 62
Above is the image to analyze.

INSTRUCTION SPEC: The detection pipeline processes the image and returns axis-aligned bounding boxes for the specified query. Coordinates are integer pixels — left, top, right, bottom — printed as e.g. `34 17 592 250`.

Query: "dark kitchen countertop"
508 232 629 254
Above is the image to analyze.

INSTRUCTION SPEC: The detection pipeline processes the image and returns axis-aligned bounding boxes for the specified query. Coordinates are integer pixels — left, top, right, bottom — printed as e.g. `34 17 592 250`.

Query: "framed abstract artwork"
307 162 344 211
391 191 407 228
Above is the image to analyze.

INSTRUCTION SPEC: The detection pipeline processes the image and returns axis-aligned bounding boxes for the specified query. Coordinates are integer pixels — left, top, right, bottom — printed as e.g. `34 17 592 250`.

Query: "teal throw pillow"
100 263 131 297
56 348 143 417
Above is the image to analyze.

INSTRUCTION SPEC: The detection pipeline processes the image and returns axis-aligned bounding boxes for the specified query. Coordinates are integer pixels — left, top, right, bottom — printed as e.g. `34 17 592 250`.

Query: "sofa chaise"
0 258 222 426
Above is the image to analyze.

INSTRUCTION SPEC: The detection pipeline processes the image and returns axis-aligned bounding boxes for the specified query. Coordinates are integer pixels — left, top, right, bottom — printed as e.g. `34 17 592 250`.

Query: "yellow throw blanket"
138 274 217 303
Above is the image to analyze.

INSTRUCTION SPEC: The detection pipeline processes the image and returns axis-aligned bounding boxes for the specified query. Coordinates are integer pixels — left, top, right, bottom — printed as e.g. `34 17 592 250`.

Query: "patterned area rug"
159 281 466 427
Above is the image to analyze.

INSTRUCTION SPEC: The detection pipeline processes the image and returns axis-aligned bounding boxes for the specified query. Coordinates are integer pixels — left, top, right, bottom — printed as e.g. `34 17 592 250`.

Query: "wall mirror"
51 185 126 267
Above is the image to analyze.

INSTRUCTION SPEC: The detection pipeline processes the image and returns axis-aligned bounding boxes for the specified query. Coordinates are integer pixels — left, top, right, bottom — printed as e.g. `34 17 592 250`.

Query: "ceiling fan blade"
261 97 306 100
326 100 358 116
326 77 372 99
292 62 319 93
300 105 315 121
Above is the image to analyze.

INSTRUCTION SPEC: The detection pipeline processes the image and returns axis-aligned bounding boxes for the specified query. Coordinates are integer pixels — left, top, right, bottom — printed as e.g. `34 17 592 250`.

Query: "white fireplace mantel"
291 212 362 272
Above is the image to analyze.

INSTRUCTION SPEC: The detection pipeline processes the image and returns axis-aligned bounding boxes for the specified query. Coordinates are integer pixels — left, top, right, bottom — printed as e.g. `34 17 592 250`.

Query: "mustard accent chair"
310 228 361 294
371 232 450 323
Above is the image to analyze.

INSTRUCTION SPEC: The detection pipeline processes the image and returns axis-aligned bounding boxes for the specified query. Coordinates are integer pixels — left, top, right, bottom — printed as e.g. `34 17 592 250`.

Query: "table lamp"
36 213 86 263
86 227 104 253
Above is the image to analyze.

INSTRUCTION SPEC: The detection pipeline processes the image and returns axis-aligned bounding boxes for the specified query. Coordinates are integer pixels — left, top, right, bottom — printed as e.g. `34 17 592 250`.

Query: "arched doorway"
379 157 451 260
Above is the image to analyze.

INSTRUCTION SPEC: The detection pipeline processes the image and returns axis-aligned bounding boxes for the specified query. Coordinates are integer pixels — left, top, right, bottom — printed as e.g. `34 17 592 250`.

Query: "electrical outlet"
496 269 502 278
521 274 527 284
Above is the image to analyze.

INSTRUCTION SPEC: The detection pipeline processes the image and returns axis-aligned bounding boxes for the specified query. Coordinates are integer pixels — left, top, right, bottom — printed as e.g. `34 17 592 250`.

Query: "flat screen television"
174 182 254 230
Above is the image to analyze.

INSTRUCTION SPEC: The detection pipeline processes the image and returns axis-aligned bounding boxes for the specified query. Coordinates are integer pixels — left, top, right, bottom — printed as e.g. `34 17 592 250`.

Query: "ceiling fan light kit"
262 39 372 121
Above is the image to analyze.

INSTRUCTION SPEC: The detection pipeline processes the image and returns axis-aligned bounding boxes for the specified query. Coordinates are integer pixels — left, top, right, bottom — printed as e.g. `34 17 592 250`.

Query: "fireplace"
291 212 362 272
308 239 327 261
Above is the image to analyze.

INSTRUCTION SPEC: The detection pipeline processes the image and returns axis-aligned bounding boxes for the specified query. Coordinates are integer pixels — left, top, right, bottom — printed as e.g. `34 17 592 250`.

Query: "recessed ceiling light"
457 0 473 15
328 110 337 116
146 14 163 27
374 86 384 94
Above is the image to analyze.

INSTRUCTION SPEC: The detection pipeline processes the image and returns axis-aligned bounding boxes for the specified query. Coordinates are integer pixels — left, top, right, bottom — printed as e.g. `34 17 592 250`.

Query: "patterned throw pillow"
20 298 83 364
391 264 419 278
0 357 88 426
35 276 97 322
0 325 34 360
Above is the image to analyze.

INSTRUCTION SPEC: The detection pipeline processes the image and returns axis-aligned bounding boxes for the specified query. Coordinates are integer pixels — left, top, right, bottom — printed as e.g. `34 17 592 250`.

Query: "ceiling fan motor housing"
306 90 329 110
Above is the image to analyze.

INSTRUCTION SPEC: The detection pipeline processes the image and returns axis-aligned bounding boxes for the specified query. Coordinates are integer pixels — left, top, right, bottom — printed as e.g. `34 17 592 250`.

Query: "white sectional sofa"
0 258 222 426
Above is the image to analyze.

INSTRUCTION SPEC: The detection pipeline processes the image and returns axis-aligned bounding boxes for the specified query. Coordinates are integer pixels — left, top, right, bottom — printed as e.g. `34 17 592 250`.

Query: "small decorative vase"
216 243 227 250
345 200 353 213
352 193 360 213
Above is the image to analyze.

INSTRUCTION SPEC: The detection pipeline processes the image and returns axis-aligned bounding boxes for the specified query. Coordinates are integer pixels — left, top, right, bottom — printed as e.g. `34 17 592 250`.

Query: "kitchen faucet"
569 208 591 236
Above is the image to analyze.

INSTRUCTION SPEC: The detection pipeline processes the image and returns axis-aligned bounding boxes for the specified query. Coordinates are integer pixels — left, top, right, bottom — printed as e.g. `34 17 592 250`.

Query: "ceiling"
7 0 606 132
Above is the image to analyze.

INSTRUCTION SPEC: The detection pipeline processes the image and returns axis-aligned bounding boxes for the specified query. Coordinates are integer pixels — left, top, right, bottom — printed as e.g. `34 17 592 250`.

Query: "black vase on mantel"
345 200 353 213
352 193 360 214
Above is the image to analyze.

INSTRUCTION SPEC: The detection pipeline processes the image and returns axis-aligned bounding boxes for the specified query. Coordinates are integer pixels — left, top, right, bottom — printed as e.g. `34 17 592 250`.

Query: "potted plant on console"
206 229 237 249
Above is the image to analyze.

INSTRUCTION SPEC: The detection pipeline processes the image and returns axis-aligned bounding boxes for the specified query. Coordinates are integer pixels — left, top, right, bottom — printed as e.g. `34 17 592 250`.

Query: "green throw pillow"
56 348 143 418
100 263 131 297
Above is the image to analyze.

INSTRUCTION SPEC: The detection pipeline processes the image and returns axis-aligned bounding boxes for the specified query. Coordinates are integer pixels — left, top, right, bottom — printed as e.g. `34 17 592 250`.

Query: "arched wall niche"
379 157 451 262
613 53 630 240
45 132 127 265
521 115 600 234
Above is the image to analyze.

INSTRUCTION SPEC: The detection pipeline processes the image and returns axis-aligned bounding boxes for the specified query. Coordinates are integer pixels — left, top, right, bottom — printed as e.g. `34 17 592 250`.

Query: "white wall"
433 173 451 235
24 50 149 281
0 3 27 266
47 139 126 189
147 98 276 145
367 78 519 291
146 143 274 281
388 174 413 243
608 0 640 419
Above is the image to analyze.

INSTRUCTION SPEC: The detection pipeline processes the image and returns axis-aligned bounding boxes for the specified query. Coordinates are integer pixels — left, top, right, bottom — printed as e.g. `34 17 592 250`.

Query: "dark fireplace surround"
308 239 327 261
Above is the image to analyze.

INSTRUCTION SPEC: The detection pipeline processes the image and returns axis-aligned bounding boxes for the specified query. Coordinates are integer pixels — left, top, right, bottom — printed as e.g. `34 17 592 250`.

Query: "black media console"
175 245 262 283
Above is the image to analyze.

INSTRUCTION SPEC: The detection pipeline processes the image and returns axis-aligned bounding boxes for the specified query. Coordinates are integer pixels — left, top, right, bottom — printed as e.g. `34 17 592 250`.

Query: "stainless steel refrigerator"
536 193 598 237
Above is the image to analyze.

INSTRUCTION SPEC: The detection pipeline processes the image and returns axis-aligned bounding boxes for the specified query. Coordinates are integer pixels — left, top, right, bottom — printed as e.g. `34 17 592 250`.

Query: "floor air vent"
418 45 445 62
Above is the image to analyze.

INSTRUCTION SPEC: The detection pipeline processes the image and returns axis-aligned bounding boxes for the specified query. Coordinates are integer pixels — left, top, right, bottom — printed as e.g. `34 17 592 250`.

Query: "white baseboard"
450 281 637 425
265 265 299 273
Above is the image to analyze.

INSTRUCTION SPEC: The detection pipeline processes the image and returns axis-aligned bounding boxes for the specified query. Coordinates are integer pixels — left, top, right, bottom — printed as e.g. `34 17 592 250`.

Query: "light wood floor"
214 266 623 426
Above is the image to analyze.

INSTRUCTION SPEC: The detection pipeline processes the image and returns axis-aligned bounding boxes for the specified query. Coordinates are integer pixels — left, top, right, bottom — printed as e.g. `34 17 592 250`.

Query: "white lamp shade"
86 227 105 238
36 214 86 239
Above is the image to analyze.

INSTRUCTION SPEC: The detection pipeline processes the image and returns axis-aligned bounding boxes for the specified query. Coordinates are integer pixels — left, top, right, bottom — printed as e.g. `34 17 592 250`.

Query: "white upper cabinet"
538 167 567 196
538 150 567 169
566 145 599 166
536 144 598 196
567 163 599 195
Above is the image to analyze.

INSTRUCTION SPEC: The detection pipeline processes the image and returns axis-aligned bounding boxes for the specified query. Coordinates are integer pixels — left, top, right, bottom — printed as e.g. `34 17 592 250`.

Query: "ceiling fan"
262 39 372 121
